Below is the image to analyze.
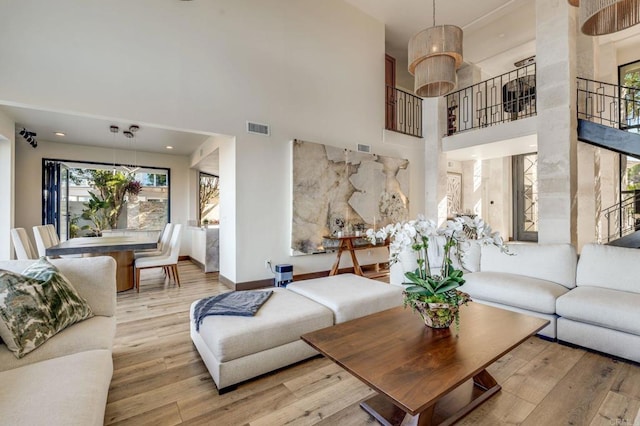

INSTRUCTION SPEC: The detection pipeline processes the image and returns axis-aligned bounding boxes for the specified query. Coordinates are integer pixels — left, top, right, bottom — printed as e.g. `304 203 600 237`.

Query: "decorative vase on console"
367 215 509 331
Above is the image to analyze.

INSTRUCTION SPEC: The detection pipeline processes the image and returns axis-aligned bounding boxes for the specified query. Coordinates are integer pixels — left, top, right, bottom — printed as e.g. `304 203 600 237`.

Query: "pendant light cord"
433 0 436 27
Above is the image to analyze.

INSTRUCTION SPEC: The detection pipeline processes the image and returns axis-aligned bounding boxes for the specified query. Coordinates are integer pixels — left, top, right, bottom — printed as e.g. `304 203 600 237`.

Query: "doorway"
513 152 538 241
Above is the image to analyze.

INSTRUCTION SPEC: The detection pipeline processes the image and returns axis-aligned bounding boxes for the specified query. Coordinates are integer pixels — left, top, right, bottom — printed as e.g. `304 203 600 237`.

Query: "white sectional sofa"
192 241 640 392
190 273 402 392
0 257 117 426
393 241 640 363
556 244 640 363
462 243 577 339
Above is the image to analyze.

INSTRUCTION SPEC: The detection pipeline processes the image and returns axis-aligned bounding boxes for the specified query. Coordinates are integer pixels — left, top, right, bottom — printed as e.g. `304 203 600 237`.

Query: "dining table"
45 235 158 292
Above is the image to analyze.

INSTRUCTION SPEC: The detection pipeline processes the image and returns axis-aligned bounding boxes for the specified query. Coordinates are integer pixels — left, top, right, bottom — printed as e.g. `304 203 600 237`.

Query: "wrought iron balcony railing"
385 85 423 138
445 64 537 136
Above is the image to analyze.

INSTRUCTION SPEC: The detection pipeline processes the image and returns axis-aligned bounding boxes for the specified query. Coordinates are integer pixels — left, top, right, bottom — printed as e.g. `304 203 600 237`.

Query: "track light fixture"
19 128 38 148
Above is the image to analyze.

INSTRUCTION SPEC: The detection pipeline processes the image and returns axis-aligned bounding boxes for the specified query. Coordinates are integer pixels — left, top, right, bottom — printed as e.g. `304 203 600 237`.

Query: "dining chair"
134 224 182 292
45 224 60 245
134 223 174 260
10 228 38 260
33 225 56 257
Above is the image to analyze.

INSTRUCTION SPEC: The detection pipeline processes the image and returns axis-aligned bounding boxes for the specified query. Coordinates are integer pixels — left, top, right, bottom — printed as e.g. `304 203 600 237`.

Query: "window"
43 159 170 239
619 60 640 133
198 172 219 225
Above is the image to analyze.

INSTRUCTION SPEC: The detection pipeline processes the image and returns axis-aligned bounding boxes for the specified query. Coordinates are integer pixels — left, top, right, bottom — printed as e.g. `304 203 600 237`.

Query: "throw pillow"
0 258 94 358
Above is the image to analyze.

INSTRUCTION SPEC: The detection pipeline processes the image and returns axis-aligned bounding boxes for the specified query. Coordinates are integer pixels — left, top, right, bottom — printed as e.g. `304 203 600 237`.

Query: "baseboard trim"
179 255 191 261
219 262 389 290
189 257 205 271
219 274 274 291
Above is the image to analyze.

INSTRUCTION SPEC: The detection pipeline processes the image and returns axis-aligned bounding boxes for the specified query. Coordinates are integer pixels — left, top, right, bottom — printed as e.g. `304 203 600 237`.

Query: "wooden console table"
324 235 388 277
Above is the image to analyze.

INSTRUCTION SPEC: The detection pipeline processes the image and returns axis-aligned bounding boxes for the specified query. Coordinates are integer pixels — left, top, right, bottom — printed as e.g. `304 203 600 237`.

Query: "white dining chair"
134 223 174 260
33 225 56 257
10 228 38 260
45 224 60 245
134 224 182 292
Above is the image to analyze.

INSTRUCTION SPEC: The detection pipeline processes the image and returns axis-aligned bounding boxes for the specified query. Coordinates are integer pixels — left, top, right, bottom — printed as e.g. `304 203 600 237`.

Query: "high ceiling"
344 0 537 77
5 0 640 162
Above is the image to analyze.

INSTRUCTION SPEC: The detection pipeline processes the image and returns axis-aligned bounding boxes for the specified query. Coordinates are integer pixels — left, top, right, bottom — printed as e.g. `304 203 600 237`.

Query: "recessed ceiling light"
54 132 66 137
166 146 174 150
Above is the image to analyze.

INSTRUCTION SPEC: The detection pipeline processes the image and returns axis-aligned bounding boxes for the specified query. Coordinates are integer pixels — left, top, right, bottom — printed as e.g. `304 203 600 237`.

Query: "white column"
536 0 578 244
0 110 15 260
576 28 598 250
423 97 447 224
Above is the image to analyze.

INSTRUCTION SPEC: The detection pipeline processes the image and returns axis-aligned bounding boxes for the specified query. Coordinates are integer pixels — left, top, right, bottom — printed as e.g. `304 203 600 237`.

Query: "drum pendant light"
578 0 640 35
408 0 463 97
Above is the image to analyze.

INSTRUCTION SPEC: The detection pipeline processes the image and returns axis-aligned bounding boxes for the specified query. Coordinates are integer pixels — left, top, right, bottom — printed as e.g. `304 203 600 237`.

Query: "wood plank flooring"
105 261 640 425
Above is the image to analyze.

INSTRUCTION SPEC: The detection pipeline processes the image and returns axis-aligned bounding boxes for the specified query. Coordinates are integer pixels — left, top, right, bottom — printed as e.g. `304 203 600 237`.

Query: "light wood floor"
105 261 640 425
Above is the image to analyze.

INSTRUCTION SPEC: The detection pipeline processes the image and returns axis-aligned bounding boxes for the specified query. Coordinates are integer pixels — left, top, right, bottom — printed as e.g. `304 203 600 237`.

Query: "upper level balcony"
385 85 423 138
445 63 537 136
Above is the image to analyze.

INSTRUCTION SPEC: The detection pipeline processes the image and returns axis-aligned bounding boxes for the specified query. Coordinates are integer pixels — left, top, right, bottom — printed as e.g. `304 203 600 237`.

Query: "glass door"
59 163 70 241
513 152 538 241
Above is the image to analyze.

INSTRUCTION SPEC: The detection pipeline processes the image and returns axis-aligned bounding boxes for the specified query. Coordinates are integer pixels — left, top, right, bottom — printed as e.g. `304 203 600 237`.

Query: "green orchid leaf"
434 281 460 294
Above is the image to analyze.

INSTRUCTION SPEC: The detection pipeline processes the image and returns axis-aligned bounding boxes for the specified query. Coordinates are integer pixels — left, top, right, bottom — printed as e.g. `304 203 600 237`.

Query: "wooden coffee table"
301 303 548 426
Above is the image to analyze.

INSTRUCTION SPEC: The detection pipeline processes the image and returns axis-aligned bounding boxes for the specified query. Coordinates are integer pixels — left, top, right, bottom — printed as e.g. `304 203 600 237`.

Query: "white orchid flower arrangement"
366 215 509 321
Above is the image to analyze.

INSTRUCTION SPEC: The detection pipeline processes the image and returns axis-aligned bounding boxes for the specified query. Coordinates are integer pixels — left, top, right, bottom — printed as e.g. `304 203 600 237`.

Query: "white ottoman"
190 287 333 392
287 274 403 323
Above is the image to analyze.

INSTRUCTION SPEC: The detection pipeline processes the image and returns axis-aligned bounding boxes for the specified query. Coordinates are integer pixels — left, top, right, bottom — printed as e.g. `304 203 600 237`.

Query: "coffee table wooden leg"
360 369 500 426
361 395 435 426
473 368 498 390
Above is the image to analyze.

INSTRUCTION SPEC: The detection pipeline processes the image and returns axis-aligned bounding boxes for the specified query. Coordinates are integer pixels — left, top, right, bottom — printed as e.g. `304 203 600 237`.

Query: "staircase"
600 191 640 247
577 78 640 247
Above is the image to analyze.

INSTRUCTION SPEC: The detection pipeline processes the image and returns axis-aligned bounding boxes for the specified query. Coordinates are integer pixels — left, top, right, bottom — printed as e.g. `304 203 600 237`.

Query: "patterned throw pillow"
0 258 94 358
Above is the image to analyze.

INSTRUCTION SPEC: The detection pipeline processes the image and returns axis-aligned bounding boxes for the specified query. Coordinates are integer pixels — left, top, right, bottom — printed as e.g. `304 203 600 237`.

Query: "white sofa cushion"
0 257 117 316
463 271 570 314
0 315 115 372
287 274 403 323
480 243 577 289
192 288 333 363
0 349 113 426
577 244 640 293
556 286 640 336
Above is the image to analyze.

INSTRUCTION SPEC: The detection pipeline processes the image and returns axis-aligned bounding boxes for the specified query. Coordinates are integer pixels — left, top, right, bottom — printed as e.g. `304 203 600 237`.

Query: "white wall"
13 139 192 255
0 110 15 259
0 0 425 282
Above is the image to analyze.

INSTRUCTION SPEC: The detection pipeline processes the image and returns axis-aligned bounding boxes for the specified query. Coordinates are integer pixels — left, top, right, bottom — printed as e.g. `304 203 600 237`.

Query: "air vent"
357 144 371 153
247 121 270 136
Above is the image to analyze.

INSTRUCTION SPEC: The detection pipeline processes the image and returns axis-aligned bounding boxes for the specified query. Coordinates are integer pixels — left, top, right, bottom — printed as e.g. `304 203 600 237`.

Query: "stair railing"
577 77 640 132
601 190 640 242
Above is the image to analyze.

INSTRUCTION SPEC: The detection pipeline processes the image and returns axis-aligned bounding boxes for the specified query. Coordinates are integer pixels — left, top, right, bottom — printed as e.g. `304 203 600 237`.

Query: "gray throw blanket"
193 290 273 332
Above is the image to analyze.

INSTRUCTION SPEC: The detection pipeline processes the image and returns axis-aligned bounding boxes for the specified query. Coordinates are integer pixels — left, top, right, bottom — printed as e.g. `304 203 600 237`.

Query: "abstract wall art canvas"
291 139 409 255
446 172 462 218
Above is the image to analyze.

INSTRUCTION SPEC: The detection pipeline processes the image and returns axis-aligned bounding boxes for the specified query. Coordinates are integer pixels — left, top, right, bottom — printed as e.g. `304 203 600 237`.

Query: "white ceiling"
0 104 212 156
